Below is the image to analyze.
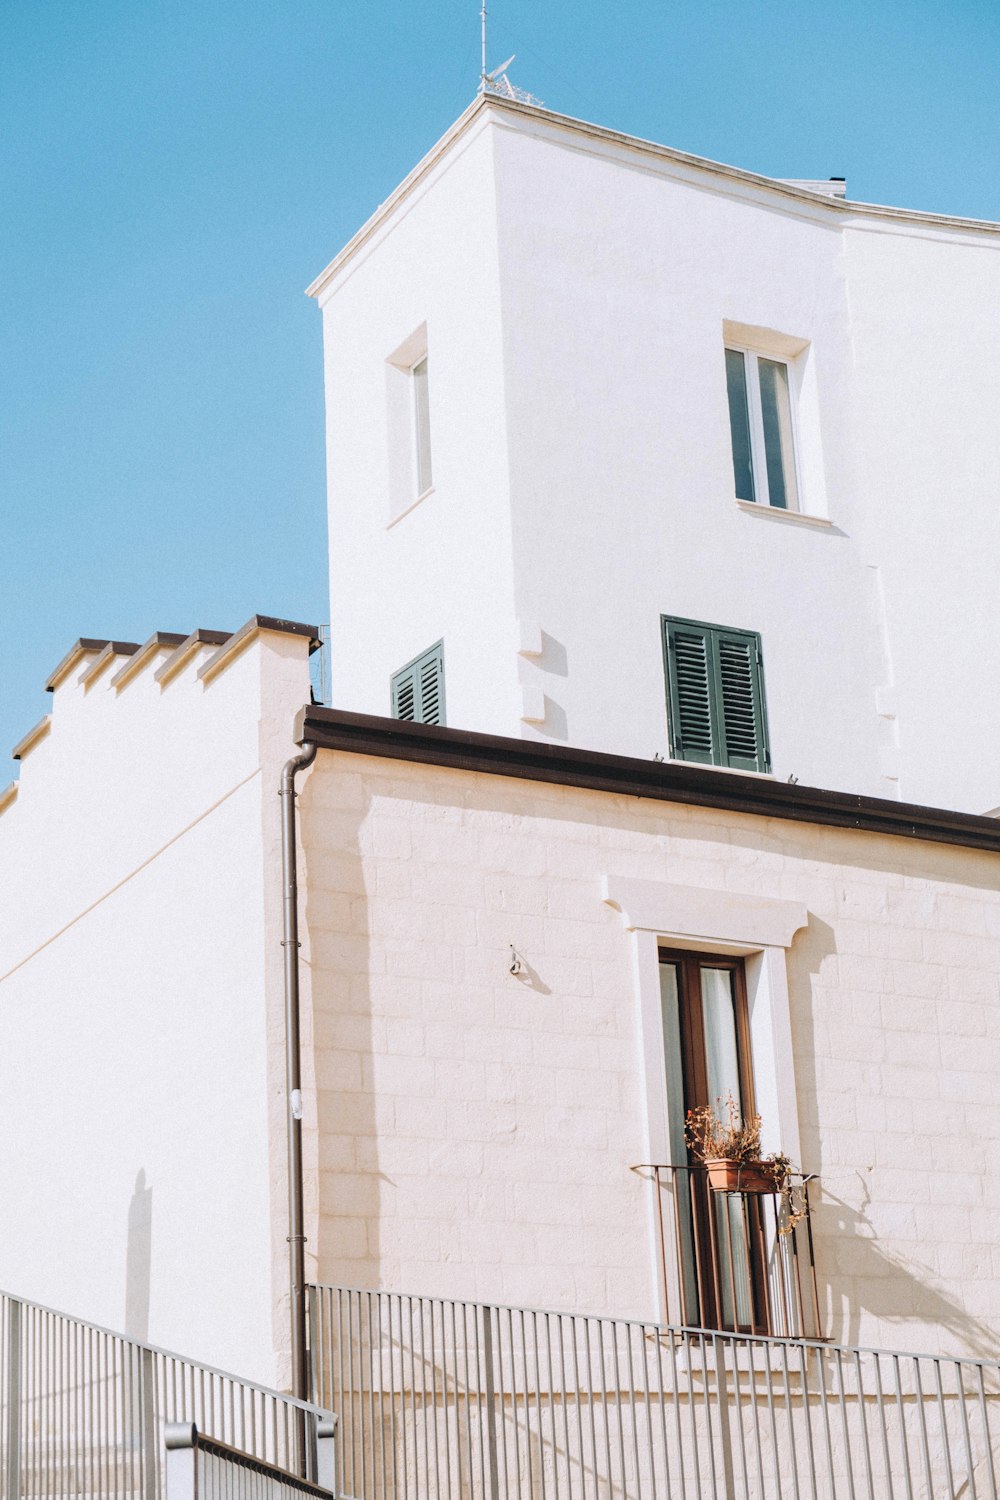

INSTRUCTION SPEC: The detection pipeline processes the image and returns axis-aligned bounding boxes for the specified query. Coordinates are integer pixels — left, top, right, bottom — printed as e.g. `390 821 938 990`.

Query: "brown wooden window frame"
658 947 770 1334
658 948 757 1123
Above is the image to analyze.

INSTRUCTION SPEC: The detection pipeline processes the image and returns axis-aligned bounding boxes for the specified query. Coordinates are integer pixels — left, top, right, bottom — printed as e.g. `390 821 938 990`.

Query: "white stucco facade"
0 622 315 1388
311 96 1000 816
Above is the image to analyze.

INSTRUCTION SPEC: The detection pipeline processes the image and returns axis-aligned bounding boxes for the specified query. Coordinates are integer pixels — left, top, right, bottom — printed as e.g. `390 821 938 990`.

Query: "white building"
3 630 1000 1495
3 94 1000 1499
311 93 1000 815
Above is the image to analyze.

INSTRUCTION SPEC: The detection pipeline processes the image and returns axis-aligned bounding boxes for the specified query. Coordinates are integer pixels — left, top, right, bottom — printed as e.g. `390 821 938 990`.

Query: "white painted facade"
311 96 1000 816
0 623 315 1388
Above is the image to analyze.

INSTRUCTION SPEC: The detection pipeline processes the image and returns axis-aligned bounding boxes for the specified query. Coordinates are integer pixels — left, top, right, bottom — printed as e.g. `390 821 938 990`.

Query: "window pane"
700 965 753 1328
413 356 432 495
724 349 755 502
659 962 699 1322
757 358 798 510
700 966 742 1109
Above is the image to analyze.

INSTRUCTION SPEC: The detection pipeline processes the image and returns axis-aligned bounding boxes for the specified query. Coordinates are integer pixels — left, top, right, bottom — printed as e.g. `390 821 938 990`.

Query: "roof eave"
305 94 1000 303
295 706 1000 856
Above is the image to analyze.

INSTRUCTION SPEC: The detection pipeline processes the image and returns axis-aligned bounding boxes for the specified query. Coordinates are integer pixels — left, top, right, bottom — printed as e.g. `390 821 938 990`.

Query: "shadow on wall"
298 758 1000 1353
299 776 382 1291
789 915 1000 1362
818 1176 1000 1361
125 1168 152 1343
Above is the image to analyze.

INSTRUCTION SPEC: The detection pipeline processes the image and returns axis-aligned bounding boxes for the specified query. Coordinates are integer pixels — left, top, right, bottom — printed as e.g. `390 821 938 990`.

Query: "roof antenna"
480 0 488 93
478 1 544 105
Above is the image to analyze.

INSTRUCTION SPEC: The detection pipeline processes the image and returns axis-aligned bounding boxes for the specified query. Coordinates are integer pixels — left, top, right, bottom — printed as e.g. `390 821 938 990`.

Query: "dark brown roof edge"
46 618 319 694
295 706 1000 856
252 615 322 650
45 638 109 692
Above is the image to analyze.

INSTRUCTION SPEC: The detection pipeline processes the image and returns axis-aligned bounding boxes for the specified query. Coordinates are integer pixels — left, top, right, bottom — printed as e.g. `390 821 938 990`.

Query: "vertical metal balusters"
974 1360 997 1500
954 1361 977 1500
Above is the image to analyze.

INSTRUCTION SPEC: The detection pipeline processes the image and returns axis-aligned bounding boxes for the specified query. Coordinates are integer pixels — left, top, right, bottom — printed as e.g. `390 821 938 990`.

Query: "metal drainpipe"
280 740 318 1414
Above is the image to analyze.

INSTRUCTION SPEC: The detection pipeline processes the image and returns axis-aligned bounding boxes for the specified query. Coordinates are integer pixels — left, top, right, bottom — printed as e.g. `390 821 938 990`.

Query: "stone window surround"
601 875 808 1320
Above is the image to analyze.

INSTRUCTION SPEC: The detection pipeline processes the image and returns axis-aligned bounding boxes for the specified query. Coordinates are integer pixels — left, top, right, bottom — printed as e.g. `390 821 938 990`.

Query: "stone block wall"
300 751 1000 1360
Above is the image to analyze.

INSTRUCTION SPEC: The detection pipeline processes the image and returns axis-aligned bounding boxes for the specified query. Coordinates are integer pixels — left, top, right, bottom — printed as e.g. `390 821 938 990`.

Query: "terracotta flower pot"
703 1159 776 1194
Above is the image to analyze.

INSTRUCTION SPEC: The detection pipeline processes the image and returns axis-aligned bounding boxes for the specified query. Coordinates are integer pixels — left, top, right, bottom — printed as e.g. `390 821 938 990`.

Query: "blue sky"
3 0 999 760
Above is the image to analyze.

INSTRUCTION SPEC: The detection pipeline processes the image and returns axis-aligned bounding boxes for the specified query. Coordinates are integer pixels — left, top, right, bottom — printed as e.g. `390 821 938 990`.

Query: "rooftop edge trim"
0 782 17 816
306 94 1000 301
154 629 233 687
80 642 141 690
45 639 110 693
11 716 52 762
111 632 187 690
295 706 1000 856
197 616 322 686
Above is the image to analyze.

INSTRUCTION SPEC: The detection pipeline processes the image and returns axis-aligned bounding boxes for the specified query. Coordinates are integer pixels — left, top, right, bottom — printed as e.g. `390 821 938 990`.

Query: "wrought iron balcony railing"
630 1163 822 1340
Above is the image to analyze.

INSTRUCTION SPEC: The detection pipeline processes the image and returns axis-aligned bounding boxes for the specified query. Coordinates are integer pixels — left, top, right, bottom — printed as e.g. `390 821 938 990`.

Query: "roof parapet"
45 639 110 693
197 616 321 686
110 632 188 691
80 642 141 691
154 629 232 688
12 716 52 763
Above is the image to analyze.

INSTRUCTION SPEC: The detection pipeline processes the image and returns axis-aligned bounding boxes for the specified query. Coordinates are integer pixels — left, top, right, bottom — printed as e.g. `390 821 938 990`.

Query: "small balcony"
632 1163 822 1340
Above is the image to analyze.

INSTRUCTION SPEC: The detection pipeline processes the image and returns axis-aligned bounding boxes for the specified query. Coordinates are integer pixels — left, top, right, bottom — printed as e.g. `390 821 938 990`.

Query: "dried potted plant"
685 1093 784 1194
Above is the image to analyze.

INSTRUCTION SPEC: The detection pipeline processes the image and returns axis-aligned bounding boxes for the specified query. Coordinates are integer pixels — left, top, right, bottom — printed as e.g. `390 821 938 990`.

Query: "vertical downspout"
280 740 318 1416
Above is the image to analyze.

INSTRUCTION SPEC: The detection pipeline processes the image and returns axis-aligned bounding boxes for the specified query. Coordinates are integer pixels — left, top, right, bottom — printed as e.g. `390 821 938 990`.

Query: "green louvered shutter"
663 619 716 764
663 617 769 772
391 642 445 726
715 629 769 772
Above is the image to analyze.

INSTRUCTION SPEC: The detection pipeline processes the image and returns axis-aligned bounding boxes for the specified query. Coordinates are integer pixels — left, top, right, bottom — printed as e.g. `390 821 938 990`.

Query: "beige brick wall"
299 753 1000 1359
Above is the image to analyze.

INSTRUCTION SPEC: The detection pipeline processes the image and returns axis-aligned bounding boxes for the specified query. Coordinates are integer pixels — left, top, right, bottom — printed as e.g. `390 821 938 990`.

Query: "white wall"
492 113 882 790
0 630 311 1386
845 223 1000 813
316 114 522 736
313 99 1000 813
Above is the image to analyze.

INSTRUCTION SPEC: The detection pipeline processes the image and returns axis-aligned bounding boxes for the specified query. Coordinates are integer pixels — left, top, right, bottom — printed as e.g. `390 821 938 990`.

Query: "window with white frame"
385 324 434 521
724 345 799 511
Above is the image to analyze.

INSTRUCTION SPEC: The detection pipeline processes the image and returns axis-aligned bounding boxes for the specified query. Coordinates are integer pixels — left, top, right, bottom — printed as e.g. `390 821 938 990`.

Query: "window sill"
387 487 435 530
668 757 776 782
736 499 832 530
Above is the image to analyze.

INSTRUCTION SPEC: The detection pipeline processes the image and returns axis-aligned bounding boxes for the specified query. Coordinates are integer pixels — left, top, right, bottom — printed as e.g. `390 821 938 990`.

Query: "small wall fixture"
509 945 523 977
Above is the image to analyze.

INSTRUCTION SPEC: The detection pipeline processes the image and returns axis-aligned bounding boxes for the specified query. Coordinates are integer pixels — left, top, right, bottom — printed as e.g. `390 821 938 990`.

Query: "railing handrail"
1 1287 327 1418
631 1161 820 1183
306 1278 1000 1375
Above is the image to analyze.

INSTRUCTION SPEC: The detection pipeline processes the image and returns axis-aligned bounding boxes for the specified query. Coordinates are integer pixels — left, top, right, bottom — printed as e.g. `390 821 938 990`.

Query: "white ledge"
602 876 808 949
736 500 834 530
386 487 435 530
12 715 51 763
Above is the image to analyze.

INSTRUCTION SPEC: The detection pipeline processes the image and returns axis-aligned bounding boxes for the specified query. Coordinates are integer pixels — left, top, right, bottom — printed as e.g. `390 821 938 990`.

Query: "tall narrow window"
390 641 445 726
724 347 799 510
660 950 764 1332
662 616 770 773
412 355 433 497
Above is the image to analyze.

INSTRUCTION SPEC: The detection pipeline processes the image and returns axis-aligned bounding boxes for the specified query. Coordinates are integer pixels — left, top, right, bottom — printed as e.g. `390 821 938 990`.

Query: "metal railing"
308 1281 1000 1500
631 1164 822 1339
164 1421 336 1499
0 1291 332 1498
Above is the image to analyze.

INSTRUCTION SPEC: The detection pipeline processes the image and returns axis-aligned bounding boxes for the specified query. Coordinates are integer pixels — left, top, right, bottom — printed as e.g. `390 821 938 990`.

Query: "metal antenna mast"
480 0 488 92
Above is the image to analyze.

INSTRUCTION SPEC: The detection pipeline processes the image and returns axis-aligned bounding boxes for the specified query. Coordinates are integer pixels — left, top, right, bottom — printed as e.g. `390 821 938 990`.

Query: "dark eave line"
295 706 1000 856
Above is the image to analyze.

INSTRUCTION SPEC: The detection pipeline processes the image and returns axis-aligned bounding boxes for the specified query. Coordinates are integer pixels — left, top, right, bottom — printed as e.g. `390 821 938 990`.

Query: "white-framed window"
602 876 820 1338
724 345 800 511
385 323 434 522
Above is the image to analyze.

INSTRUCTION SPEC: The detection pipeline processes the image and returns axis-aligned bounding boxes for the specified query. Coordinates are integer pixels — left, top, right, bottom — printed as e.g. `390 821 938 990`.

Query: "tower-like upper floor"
309 94 1000 814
